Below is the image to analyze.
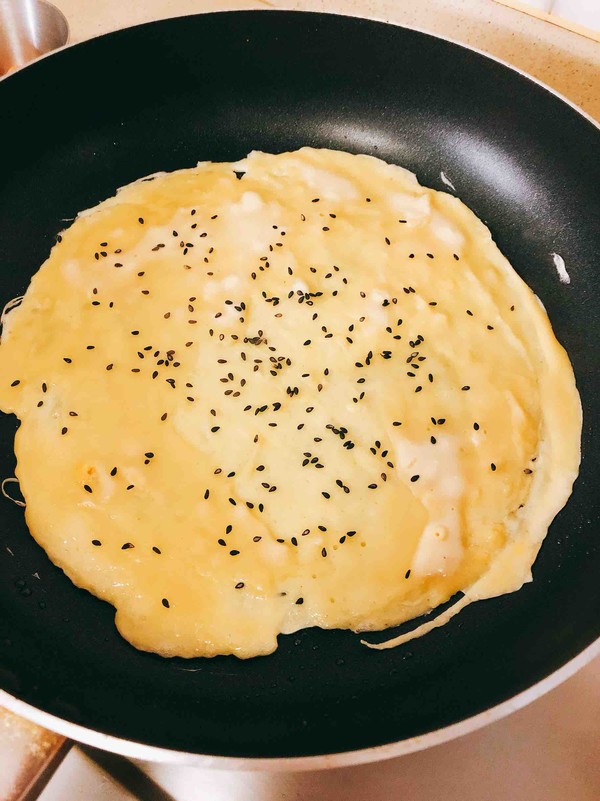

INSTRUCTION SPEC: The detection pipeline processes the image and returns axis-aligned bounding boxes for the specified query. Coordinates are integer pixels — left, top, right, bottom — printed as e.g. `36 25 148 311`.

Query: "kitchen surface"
2 0 599 799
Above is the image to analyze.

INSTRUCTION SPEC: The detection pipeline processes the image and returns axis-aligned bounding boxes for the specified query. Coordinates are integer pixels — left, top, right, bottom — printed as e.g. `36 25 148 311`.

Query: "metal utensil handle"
0 707 71 801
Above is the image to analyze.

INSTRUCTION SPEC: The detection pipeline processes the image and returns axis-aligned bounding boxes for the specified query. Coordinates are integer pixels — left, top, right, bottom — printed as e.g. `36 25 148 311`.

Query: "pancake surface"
0 148 581 658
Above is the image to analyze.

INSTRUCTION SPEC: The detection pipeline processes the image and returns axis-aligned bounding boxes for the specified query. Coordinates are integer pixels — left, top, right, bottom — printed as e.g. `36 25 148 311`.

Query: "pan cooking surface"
0 12 598 759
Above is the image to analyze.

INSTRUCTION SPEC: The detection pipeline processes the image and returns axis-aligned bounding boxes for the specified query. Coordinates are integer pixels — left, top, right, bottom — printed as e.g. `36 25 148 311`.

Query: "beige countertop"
10 1 600 799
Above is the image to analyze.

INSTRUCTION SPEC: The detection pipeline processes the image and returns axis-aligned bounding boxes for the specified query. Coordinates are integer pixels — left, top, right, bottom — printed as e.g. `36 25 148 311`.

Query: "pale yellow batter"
0 149 581 658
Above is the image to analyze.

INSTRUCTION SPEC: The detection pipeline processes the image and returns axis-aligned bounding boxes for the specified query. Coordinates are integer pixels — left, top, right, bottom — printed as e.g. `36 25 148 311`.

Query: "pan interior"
0 11 598 759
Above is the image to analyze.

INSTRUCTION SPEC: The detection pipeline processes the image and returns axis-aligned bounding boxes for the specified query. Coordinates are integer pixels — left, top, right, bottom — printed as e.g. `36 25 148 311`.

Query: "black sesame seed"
92 539 101 546
162 598 170 608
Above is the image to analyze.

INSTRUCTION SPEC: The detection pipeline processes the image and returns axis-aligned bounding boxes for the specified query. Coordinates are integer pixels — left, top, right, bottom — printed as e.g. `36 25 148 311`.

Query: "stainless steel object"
0 0 68 76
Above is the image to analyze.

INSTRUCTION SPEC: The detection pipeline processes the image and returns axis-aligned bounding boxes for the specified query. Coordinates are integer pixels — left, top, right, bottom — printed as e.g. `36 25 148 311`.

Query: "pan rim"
0 9 598 768
1 7 599 135
1 638 598 769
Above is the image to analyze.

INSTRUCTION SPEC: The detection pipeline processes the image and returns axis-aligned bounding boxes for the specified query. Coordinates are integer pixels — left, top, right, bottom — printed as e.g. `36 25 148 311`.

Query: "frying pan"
0 10 598 771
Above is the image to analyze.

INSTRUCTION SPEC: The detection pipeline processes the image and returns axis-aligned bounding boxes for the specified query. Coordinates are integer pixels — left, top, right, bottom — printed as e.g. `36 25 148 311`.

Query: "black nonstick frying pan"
0 11 598 768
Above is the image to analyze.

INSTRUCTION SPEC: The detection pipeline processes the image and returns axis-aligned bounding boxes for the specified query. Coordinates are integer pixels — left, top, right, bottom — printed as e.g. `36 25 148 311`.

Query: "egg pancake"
0 148 581 658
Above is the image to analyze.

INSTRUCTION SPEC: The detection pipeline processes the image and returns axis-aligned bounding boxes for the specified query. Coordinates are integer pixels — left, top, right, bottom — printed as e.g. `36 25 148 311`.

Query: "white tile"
553 0 600 30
